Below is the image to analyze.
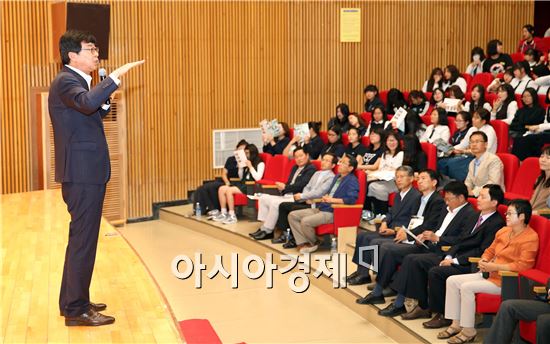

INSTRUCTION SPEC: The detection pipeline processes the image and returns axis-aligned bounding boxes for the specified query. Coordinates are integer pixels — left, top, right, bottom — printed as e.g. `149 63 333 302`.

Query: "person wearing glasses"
48 30 144 326
464 131 505 197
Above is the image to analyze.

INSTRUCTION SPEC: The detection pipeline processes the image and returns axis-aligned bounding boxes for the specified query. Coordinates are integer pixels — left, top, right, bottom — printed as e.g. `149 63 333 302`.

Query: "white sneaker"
212 213 227 222
207 209 220 217
222 214 237 225
299 244 319 254
362 210 374 221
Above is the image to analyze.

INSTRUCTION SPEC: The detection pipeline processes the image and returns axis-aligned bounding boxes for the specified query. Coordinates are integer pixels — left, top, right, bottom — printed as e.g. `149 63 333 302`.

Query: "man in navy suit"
49 30 143 326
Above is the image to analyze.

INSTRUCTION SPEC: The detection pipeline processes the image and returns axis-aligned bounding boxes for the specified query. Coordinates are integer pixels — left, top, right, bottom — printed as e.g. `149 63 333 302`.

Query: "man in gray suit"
49 30 143 326
464 131 505 197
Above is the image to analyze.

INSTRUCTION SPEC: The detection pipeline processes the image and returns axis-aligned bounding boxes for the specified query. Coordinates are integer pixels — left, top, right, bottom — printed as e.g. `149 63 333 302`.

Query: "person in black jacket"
262 121 291 155
395 185 506 324
328 103 350 132
252 147 317 240
357 181 476 317
403 134 427 173
319 125 346 159
283 121 325 160
364 84 385 112
511 88 547 159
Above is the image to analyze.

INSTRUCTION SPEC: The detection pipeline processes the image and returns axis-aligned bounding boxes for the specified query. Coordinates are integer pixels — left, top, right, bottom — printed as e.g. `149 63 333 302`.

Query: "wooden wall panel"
1 1 533 218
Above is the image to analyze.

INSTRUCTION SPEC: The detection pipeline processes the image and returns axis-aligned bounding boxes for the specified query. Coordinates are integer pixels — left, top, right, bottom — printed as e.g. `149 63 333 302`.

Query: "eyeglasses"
81 47 100 55
505 211 518 217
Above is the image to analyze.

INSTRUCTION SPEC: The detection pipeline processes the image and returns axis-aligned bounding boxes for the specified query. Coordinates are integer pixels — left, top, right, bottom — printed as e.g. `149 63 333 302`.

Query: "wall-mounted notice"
340 8 361 43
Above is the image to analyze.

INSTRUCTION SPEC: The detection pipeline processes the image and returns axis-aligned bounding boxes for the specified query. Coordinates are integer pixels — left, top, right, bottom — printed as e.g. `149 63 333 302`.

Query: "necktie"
471 215 483 234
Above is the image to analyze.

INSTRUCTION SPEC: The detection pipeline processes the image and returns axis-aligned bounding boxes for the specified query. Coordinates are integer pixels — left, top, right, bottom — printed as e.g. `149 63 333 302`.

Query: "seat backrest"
379 90 389 106
355 169 366 205
262 154 287 182
259 153 272 166
310 160 321 171
360 112 372 125
491 120 509 153
529 215 550 273
539 94 549 110
342 133 349 146
467 72 494 92
461 73 473 88
421 111 432 126
510 157 540 197
447 116 457 137
284 158 296 181
361 135 370 147
515 94 523 108
420 142 437 170
511 52 524 64
497 204 507 219
496 153 520 191
486 93 497 106
319 131 328 144
467 197 479 211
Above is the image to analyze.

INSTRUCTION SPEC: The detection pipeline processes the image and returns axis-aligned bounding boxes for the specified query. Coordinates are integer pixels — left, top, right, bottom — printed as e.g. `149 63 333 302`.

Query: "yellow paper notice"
340 8 361 43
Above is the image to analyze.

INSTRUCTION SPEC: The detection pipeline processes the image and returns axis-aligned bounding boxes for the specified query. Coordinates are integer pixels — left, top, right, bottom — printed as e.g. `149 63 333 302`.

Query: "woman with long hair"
491 83 518 124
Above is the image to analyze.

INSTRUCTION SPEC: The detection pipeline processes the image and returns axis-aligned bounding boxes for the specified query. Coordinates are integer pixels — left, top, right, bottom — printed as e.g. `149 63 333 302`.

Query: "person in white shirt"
442 65 467 93
510 61 535 95
421 108 451 143
534 73 550 96
422 67 444 93
487 68 514 94
465 47 485 76
491 84 518 124
453 108 498 154
440 85 468 116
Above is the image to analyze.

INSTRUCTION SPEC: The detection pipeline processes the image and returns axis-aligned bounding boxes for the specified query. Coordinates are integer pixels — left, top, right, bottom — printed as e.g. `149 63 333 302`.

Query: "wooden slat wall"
1 0 533 218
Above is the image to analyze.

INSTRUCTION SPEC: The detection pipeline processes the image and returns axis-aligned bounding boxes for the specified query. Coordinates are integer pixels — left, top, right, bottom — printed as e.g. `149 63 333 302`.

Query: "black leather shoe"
356 292 385 305
65 309 115 326
282 240 297 249
271 235 287 244
347 274 372 286
60 302 107 316
249 228 263 237
383 287 397 297
253 231 274 240
378 304 406 317
346 271 360 280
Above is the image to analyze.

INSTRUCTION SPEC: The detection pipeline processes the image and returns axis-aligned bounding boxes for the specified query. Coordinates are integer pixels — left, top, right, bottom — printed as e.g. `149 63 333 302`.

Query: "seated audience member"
271 153 337 248
465 46 485 76
484 290 550 344
509 87 545 140
262 121 291 155
531 147 550 213
440 85 467 116
464 131 505 197
403 134 427 173
328 103 351 132
408 90 430 116
517 24 543 54
357 181 475 311
366 106 388 135
420 108 451 144
490 83 518 124
386 88 408 115
442 65 467 93
288 154 359 254
423 67 444 93
466 84 492 114
195 139 247 216
396 185 505 324
482 39 513 74
364 131 404 217
430 87 446 107
212 144 265 224
319 126 346 159
348 113 367 137
364 84 384 112
283 121 324 159
525 48 550 78
251 147 316 240
487 67 514 93
513 89 550 159
438 109 497 182
439 199 539 344
534 72 550 95
403 109 427 139
358 128 386 172
347 166 424 285
510 61 535 95
345 127 368 165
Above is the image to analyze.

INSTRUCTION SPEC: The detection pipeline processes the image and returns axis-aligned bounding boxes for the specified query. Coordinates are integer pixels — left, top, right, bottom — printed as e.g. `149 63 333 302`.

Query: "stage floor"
1 190 181 343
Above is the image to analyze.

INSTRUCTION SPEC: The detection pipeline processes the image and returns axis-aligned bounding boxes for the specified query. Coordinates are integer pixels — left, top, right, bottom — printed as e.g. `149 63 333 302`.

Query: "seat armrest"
441 246 451 252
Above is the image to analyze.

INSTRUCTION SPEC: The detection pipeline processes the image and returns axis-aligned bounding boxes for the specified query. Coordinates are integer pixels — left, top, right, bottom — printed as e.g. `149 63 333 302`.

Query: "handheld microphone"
98 68 110 105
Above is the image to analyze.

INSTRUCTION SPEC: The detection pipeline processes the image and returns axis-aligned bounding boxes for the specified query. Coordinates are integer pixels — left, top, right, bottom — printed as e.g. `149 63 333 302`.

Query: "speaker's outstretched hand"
111 60 145 79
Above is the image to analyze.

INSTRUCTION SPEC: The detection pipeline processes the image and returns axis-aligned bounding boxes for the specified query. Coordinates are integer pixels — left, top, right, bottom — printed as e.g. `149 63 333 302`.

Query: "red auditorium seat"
467 72 494 92
448 116 457 137
256 154 290 185
486 93 497 106
516 94 523 108
310 160 321 171
314 169 366 237
539 94 549 109
403 91 410 102
379 90 389 105
234 153 273 207
504 157 540 200
319 131 329 144
288 128 294 140
360 112 372 125
361 136 370 147
342 133 350 146
491 120 509 153
461 73 473 88
467 197 479 211
421 111 432 126
496 153 520 191
511 52 525 64
420 142 437 170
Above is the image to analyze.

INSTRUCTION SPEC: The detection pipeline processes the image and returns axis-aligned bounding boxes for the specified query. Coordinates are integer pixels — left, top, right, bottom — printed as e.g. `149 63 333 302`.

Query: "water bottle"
195 202 202 218
330 237 337 254
285 228 291 243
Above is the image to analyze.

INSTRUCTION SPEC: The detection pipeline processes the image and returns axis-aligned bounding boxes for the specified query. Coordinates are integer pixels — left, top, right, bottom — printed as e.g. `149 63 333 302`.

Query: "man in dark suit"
391 185 505 323
348 166 445 285
358 181 476 318
49 30 143 326
346 165 423 286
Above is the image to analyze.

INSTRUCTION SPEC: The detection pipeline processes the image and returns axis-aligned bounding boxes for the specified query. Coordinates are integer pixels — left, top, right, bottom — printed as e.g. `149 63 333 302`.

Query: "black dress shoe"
347 274 372 286
378 304 407 317
249 228 263 237
356 292 385 305
65 309 115 326
282 240 297 249
271 235 287 244
60 302 107 316
253 231 274 240
346 271 360 280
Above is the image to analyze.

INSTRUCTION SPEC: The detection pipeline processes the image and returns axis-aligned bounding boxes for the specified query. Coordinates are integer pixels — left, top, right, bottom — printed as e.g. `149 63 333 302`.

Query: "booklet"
234 149 248 168
389 107 407 132
260 119 281 138
443 98 461 113
293 122 309 144
401 216 429 248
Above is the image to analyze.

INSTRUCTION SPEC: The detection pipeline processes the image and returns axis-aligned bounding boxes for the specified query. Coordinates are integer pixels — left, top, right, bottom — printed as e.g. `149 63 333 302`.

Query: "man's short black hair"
322 152 338 165
418 169 439 187
343 154 358 172
470 131 488 143
483 184 504 205
60 30 97 65
443 181 468 200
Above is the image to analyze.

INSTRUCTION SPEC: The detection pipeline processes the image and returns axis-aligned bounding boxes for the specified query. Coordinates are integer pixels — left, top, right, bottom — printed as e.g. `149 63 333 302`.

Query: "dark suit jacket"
447 211 505 265
408 191 446 239
385 188 421 229
427 203 477 250
318 173 359 213
282 163 317 195
48 66 118 184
